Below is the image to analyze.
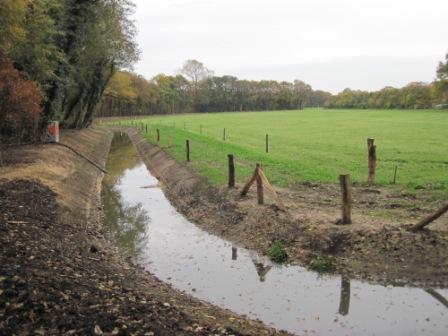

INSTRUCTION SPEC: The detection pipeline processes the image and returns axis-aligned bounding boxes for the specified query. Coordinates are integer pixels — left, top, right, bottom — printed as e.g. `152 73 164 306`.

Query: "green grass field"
110 109 448 193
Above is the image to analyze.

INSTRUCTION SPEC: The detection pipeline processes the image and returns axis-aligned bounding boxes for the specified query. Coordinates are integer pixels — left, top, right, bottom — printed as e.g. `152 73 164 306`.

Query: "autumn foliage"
0 57 43 143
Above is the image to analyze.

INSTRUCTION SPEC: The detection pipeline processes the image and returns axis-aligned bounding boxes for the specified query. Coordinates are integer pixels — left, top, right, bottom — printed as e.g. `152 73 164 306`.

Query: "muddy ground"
0 128 286 336
126 128 448 288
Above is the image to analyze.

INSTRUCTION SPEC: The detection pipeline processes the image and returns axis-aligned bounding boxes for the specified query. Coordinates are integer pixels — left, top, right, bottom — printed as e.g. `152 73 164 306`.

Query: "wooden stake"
339 174 352 224
410 202 448 231
228 154 235 188
367 138 376 185
256 164 264 204
239 164 284 208
186 140 190 162
266 134 269 153
241 164 259 196
157 129 160 142
393 165 398 184
223 128 226 141
258 169 285 209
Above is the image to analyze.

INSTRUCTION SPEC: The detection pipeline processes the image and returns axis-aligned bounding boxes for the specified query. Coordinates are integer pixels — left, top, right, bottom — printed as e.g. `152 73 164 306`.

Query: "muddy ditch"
104 130 448 336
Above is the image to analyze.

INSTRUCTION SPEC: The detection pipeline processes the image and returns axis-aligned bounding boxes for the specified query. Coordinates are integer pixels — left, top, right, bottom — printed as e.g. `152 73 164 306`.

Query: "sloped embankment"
0 127 285 336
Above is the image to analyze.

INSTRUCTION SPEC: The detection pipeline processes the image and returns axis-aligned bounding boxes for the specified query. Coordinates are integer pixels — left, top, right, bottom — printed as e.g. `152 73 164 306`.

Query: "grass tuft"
268 240 288 263
309 255 337 273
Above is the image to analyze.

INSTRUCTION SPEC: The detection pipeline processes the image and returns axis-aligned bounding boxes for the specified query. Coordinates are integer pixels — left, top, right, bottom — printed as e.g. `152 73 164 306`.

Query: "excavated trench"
102 133 448 336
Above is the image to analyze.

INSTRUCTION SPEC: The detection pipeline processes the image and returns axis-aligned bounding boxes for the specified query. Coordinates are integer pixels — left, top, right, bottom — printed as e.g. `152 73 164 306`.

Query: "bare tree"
180 60 213 110
180 59 213 85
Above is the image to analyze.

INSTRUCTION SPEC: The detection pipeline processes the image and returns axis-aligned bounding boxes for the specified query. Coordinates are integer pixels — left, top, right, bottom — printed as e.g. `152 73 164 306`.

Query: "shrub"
268 240 288 263
310 255 337 274
0 57 43 143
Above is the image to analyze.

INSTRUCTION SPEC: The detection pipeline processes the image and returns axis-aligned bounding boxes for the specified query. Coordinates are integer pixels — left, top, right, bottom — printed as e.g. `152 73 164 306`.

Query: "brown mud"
0 128 286 336
126 128 448 288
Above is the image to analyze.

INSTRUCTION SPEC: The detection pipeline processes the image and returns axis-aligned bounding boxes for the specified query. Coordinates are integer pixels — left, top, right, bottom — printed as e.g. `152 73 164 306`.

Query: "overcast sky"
132 0 448 93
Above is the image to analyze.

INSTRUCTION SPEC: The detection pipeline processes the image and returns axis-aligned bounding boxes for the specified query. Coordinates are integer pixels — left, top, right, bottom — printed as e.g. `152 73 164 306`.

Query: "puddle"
102 134 448 336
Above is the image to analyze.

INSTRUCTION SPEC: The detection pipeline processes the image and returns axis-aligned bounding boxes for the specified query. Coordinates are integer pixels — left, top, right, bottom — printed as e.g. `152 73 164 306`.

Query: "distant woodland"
98 57 448 117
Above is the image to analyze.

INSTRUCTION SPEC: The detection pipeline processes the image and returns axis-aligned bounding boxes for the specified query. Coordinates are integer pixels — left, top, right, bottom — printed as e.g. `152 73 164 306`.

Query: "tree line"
0 0 138 143
99 56 448 117
327 72 448 109
97 60 332 117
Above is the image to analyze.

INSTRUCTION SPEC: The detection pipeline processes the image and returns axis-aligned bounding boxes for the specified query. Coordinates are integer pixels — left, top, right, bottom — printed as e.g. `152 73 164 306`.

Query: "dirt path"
126 128 448 288
0 128 287 336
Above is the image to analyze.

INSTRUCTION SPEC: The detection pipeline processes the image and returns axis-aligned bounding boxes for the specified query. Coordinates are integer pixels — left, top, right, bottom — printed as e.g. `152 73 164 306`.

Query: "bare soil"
0 128 286 336
127 128 448 288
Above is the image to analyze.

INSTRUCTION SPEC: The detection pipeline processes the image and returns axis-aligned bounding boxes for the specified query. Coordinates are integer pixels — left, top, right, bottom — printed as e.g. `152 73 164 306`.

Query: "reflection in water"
338 277 351 316
253 261 273 282
425 289 448 309
102 133 448 336
231 246 237 260
102 134 149 257
106 134 141 184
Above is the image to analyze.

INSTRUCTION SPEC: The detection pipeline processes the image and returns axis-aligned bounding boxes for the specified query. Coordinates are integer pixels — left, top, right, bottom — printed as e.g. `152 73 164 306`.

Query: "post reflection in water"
253 261 272 282
231 246 238 260
425 288 448 309
338 276 351 316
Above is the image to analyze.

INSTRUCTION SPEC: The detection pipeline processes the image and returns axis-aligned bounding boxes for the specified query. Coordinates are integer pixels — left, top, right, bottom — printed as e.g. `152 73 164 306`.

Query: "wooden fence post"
157 129 160 142
223 128 226 141
367 138 376 185
241 165 258 196
393 165 398 184
339 174 352 224
266 134 269 153
228 154 235 188
186 140 190 162
256 164 264 204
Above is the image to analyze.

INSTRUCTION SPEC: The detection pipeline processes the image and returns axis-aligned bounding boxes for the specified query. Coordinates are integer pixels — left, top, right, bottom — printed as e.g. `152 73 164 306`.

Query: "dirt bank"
0 128 287 336
126 128 448 288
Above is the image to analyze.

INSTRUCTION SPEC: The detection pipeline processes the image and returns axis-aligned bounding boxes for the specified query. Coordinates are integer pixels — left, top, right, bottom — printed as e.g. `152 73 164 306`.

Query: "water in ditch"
102 134 448 336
